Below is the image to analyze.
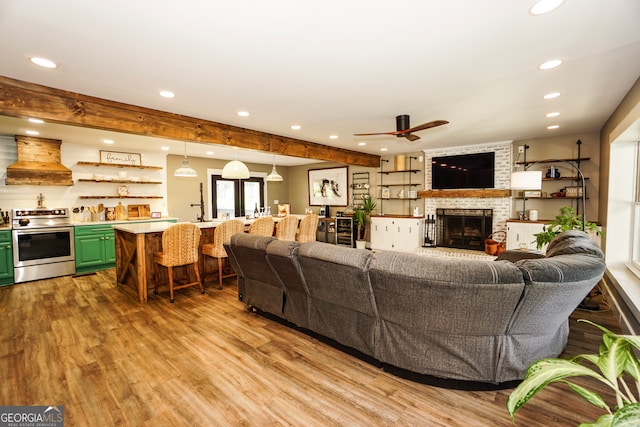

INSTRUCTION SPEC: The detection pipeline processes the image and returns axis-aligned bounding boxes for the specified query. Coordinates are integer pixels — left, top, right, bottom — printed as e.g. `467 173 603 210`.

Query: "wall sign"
100 150 142 166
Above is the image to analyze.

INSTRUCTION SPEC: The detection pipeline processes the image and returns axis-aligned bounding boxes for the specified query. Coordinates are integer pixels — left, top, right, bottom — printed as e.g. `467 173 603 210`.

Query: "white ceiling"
1 0 639 166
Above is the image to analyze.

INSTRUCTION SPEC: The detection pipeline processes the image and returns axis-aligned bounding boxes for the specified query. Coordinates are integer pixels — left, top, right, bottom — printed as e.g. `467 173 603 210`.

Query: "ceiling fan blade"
404 120 449 133
403 133 421 142
353 131 395 137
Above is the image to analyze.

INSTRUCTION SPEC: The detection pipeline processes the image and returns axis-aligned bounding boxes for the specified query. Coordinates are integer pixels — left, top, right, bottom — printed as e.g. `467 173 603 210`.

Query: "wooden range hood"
6 135 73 186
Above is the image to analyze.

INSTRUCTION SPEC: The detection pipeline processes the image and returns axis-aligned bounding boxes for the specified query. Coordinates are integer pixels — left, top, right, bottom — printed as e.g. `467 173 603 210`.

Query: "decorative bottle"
254 203 259 218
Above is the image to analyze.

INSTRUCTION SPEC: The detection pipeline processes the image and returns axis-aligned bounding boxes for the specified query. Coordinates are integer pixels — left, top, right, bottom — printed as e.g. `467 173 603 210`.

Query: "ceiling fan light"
396 114 410 136
222 160 250 179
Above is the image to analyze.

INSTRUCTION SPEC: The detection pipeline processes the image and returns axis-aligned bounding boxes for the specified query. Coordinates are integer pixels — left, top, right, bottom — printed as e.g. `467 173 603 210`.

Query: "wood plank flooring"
0 270 622 426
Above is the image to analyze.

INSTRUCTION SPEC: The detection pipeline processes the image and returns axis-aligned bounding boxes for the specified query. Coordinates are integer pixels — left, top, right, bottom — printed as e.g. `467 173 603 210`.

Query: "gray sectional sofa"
225 230 606 384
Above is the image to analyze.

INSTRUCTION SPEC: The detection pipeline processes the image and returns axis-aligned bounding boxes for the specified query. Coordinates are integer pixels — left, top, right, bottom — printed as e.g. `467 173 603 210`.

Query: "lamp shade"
222 160 250 179
510 170 542 190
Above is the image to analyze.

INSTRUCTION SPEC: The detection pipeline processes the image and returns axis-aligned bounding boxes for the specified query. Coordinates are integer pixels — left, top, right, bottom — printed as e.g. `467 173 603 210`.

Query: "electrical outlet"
274 199 279 204
518 145 525 153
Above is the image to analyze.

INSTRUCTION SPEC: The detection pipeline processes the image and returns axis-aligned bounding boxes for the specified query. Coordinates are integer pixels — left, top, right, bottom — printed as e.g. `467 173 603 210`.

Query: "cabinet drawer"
74 224 114 236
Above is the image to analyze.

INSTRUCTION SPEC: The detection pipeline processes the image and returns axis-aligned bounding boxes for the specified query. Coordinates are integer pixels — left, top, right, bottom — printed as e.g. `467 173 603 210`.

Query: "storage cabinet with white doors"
370 217 424 252
506 220 546 252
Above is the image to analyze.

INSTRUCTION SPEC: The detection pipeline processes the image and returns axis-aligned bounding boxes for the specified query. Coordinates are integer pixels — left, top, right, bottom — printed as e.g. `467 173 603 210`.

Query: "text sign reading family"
100 150 142 166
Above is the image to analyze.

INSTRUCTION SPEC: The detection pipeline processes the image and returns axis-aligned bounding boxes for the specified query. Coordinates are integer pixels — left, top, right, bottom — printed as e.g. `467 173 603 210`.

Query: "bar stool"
248 216 275 236
296 213 319 242
153 223 204 303
275 215 298 241
202 219 245 289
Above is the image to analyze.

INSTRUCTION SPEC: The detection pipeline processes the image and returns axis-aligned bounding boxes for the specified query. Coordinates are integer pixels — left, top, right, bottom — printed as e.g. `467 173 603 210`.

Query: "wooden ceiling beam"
0 76 380 167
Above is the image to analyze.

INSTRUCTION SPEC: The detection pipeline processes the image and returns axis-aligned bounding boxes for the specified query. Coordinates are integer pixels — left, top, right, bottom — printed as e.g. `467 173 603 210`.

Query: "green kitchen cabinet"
0 229 14 286
74 224 116 274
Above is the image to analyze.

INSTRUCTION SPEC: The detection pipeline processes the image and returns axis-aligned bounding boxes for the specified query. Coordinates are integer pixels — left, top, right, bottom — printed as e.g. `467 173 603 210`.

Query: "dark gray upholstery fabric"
227 233 283 316
227 229 607 384
298 242 378 356
495 250 545 263
265 240 310 328
369 251 526 381
545 230 604 258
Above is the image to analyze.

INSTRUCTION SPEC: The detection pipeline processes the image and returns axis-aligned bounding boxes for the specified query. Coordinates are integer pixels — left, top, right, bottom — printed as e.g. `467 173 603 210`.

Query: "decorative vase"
355 240 366 249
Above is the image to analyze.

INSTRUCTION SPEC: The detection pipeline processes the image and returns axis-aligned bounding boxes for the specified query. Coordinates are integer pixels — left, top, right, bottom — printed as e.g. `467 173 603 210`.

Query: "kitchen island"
113 221 219 302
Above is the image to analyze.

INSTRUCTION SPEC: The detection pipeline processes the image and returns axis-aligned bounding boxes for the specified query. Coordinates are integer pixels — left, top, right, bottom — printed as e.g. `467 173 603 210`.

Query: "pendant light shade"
222 160 250 179
266 154 283 182
174 142 197 177
265 139 283 182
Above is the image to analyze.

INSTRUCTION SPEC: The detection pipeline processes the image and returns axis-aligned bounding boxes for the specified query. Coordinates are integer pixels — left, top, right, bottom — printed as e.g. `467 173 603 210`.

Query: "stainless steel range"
12 208 75 283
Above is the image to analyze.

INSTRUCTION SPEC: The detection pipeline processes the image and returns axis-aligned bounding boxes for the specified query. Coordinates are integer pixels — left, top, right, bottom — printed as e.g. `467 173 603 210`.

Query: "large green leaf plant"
507 320 640 426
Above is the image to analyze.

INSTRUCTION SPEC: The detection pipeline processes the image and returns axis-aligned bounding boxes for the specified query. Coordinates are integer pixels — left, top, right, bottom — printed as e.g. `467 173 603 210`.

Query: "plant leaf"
611 403 640 426
507 359 605 418
578 413 613 427
564 380 610 410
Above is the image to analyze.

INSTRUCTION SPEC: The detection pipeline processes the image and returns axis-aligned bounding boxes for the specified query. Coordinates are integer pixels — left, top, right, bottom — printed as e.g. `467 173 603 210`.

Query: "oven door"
12 226 75 268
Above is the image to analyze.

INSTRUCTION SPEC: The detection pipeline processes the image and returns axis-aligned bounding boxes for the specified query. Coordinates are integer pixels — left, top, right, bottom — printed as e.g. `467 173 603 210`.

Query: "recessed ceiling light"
547 125 560 130
161 146 170 151
290 125 301 130
237 111 250 117
329 135 338 139
29 57 57 69
103 139 114 144
206 151 214 156
159 90 175 98
28 118 44 124
545 112 560 117
25 130 39 135
530 0 564 15
544 92 561 99
539 59 563 70
358 142 366 146
380 148 388 152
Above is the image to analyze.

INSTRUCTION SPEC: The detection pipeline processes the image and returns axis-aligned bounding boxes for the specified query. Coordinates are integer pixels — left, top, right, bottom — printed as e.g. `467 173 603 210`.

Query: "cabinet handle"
100 237 105 240
105 237 110 240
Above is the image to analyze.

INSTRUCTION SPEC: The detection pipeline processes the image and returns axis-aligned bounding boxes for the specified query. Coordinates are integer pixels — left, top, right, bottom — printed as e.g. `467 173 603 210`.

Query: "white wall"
0 136 168 219
422 141 513 234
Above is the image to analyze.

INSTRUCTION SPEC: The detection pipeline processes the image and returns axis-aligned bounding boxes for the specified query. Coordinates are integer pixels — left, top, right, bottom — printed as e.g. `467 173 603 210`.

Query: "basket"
484 231 507 256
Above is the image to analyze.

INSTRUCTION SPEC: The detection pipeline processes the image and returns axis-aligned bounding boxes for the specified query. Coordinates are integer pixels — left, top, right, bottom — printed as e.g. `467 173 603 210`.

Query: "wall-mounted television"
432 152 495 190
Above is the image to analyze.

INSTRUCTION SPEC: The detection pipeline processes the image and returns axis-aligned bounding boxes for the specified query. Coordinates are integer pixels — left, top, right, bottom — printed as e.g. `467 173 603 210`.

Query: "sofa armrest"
495 250 545 263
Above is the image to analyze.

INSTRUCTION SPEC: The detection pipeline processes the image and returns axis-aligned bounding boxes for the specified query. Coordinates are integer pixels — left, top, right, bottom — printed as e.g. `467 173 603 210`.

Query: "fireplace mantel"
419 189 511 198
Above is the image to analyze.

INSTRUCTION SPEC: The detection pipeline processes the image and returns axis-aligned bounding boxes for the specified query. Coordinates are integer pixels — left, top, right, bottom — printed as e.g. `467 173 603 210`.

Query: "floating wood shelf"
542 177 589 181
78 196 163 199
77 161 163 170
419 189 511 198
77 179 162 184
515 196 588 200
380 183 421 187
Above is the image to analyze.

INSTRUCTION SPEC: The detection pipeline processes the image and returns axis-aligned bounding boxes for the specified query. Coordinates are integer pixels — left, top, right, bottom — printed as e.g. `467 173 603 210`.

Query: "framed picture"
277 203 290 217
381 187 390 199
100 150 142 166
308 166 348 206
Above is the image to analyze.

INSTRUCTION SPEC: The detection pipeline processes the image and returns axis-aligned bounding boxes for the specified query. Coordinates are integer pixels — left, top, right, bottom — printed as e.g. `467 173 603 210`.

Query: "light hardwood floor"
0 270 622 426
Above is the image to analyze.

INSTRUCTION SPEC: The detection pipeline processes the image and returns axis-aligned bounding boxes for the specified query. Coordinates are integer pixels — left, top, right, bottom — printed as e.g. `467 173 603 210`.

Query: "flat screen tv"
431 152 495 190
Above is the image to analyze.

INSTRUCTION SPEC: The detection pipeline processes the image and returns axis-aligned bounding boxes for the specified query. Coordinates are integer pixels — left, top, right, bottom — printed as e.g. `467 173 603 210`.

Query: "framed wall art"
308 166 348 206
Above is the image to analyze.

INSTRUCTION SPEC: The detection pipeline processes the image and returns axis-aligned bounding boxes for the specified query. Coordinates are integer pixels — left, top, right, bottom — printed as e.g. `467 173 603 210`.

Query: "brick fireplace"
422 141 512 242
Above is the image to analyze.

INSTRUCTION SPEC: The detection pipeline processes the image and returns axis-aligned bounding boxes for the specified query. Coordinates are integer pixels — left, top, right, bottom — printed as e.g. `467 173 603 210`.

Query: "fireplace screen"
436 208 493 251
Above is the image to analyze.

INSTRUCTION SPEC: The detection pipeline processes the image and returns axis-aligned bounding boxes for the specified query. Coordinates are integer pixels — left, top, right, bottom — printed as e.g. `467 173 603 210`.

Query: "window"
211 175 265 218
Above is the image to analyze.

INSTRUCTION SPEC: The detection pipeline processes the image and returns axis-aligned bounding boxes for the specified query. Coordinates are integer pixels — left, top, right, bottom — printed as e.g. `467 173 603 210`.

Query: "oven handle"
12 226 74 235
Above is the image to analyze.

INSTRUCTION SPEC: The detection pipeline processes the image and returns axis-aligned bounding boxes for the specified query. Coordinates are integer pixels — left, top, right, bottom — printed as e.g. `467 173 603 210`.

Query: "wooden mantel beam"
0 76 380 167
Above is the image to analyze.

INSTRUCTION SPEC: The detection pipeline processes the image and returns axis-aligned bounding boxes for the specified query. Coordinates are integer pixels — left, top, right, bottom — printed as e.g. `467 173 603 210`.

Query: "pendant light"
221 147 250 179
174 141 197 177
266 139 283 182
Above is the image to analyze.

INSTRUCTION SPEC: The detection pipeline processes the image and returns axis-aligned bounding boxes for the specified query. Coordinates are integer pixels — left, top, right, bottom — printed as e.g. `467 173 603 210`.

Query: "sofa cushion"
544 230 604 259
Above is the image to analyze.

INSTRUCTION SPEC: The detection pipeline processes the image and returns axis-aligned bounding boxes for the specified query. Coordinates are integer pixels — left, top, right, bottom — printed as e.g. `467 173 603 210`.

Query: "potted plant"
534 206 601 250
507 319 640 426
354 208 367 249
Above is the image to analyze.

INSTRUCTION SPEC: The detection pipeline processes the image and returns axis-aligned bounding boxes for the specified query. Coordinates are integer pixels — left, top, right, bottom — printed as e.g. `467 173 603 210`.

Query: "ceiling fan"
354 115 448 142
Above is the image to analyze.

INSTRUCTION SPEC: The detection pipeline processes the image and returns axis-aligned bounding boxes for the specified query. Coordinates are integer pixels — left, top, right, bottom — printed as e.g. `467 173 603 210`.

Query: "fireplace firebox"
436 208 492 251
